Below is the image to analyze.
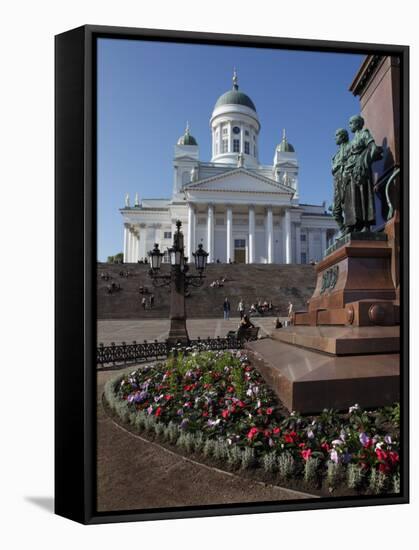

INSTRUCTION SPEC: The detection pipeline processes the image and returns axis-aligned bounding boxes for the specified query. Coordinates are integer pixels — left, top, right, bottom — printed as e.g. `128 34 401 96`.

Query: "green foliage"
262 451 278 473
107 252 124 263
304 457 320 485
347 463 365 490
277 452 295 480
326 461 344 490
241 447 255 469
369 469 388 494
227 446 243 469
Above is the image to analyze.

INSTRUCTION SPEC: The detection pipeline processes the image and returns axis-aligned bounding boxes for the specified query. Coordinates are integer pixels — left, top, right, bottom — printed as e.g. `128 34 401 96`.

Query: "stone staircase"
97 263 316 320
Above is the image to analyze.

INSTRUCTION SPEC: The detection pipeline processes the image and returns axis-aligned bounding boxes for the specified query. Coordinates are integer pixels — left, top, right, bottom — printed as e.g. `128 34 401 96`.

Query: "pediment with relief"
183 168 294 195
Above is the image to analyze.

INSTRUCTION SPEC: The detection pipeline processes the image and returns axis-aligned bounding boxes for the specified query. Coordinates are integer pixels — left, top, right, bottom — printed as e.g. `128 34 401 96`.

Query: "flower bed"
104 350 400 496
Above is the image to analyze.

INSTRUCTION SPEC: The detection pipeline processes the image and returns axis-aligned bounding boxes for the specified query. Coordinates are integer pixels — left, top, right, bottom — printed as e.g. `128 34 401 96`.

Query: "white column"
207 204 214 263
187 205 195 261
226 206 233 263
123 224 129 263
248 205 255 264
321 229 327 258
266 207 274 264
133 231 139 263
139 227 147 262
127 229 134 263
295 224 301 264
282 209 292 264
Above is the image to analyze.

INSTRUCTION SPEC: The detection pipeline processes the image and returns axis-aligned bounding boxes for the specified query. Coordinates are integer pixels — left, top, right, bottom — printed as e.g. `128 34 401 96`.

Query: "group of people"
222 297 274 321
209 276 227 288
106 282 121 294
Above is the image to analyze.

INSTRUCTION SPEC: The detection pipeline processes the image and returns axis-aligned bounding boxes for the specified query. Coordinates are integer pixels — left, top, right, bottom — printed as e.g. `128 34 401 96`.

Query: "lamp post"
148 220 208 346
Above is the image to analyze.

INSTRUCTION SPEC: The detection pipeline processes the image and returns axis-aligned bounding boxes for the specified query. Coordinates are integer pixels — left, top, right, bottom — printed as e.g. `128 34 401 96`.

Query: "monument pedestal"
247 232 400 413
294 232 398 327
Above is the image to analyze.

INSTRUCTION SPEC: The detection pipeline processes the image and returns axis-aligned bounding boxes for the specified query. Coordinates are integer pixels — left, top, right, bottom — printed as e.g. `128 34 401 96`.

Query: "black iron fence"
96 336 245 367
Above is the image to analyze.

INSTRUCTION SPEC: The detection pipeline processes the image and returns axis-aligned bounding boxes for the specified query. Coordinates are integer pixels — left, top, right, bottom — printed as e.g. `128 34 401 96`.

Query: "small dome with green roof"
214 70 257 112
277 128 295 153
177 122 198 146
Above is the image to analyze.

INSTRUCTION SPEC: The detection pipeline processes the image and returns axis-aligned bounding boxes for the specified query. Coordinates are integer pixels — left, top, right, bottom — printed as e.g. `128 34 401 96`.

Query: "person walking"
150 294 155 308
237 298 245 320
287 301 294 325
223 297 231 320
141 296 147 310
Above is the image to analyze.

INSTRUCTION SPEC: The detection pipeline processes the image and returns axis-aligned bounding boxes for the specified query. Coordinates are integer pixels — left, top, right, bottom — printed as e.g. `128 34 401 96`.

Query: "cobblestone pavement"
97 316 288 345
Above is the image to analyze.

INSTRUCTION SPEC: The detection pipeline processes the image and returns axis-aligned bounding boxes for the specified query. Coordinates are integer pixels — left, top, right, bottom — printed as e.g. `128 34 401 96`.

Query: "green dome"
214 89 257 112
277 130 295 152
177 123 198 146
214 70 257 112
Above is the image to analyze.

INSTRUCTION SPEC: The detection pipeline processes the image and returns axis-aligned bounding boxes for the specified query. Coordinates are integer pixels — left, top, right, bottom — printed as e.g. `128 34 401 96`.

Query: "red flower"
388 451 399 465
164 394 172 401
257 408 263 415
202 411 209 417
237 400 246 408
264 429 271 437
298 442 306 449
222 409 230 419
321 442 330 452
273 427 281 435
227 386 234 393
245 366 252 372
301 449 312 461
183 384 192 391
155 407 162 417
376 448 387 462
266 407 273 415
247 427 259 440
284 431 297 444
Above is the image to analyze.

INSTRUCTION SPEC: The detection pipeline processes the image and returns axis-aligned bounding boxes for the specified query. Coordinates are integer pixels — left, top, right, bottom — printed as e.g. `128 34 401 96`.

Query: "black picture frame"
55 24 409 525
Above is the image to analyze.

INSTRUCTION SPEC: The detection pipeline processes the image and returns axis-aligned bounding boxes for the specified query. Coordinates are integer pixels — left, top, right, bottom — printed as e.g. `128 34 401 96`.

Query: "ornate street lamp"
148 220 208 345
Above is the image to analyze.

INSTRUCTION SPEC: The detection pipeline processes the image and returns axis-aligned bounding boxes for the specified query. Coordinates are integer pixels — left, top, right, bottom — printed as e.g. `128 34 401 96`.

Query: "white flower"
349 403 360 414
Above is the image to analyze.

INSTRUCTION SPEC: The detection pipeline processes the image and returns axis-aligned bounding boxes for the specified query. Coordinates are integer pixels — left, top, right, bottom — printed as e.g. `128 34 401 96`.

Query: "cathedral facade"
121 72 337 264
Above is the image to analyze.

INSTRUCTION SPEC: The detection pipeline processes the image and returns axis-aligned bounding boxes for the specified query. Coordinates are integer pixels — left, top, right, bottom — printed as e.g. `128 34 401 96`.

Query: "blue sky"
97 38 363 260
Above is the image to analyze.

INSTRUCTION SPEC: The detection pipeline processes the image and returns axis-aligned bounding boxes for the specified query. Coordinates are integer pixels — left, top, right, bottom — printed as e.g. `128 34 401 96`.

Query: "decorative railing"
96 336 245 367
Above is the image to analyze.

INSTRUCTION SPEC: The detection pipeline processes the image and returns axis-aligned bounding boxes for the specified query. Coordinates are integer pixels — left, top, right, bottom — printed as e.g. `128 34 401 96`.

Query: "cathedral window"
164 231 172 239
301 234 306 242
254 145 257 156
245 130 249 136
301 252 307 264
222 138 228 153
233 139 240 152
244 141 250 154
222 127 228 136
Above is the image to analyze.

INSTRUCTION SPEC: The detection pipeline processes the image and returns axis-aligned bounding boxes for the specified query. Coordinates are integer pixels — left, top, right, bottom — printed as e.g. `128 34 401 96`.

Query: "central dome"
214 70 257 112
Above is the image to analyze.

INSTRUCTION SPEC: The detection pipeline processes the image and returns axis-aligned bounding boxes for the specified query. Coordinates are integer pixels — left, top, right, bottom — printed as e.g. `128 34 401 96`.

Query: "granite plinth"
272 325 399 355
294 234 397 326
246 339 399 414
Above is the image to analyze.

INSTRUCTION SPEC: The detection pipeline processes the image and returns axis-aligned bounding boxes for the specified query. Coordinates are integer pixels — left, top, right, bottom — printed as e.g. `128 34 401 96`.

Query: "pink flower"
301 449 312 461
266 407 273 415
222 409 230 419
247 427 259 441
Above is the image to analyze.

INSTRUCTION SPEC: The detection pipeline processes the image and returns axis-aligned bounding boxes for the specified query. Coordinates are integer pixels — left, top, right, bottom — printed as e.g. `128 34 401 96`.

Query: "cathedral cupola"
273 128 299 198
177 121 198 146
210 69 260 167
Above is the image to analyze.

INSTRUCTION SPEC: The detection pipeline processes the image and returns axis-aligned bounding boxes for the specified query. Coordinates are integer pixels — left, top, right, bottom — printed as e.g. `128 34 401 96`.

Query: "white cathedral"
121 71 337 265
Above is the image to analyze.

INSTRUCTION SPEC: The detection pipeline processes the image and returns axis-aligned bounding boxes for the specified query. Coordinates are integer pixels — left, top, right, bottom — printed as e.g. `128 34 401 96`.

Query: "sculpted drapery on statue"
332 115 383 234
332 128 351 233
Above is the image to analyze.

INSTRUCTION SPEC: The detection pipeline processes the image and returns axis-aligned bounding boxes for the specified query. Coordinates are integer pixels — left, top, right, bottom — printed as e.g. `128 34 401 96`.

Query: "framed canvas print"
55 25 409 524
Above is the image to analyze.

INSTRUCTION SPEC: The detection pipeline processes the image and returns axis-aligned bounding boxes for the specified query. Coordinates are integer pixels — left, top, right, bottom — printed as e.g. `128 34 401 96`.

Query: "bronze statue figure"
332 128 351 233
332 115 383 234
